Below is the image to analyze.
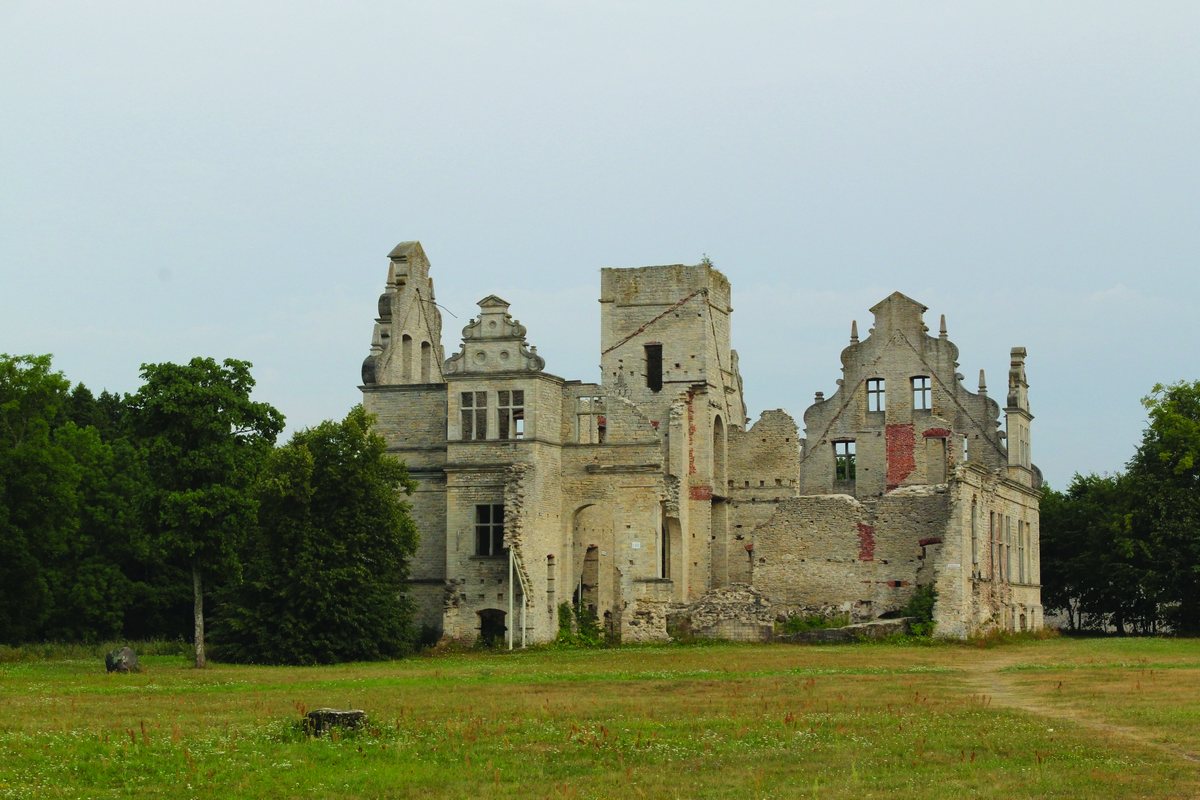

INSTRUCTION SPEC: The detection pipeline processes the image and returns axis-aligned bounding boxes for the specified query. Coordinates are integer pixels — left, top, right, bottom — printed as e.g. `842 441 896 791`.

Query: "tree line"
0 353 420 665
1040 381 1200 634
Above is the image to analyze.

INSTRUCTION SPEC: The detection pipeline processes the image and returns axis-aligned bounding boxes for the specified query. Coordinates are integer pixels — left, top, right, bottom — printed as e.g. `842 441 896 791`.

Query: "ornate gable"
443 297 546 375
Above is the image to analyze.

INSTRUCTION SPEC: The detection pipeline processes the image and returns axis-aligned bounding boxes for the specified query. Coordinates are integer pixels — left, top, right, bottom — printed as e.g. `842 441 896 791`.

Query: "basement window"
498 390 525 440
475 504 505 556
645 344 663 392
834 440 856 482
912 376 931 410
461 391 487 440
867 378 885 412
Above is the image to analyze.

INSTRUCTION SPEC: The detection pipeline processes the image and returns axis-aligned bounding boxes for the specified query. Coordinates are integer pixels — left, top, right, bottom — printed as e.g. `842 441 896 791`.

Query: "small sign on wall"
632 542 642 549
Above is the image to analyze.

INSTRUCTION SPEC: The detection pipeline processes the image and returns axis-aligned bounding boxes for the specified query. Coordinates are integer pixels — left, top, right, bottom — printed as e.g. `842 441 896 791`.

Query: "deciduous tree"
130 358 283 667
215 405 419 665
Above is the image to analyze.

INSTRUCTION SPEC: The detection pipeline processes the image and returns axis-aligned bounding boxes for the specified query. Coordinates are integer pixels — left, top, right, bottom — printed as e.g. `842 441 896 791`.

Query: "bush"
554 601 605 647
902 584 938 636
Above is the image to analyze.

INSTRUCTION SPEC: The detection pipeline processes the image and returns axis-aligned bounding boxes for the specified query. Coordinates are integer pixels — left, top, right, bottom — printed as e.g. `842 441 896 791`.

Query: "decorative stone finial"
850 320 859 343
978 369 987 395
815 391 824 403
939 314 947 339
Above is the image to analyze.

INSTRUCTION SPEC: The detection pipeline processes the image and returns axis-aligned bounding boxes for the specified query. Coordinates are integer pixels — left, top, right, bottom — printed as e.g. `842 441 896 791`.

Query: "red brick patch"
886 423 916 491
857 523 875 561
923 427 952 438
689 485 713 501
918 537 943 547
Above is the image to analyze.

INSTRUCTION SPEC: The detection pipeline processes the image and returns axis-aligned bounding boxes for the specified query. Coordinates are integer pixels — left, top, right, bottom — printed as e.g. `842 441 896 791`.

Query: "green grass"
1 637 1198 798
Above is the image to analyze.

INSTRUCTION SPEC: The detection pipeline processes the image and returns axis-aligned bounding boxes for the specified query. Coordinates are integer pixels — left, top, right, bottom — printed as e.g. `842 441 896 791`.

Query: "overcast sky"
3 2 1198 489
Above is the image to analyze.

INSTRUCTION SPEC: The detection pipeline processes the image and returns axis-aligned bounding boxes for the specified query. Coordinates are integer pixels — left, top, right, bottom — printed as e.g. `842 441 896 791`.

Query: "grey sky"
3 2 1198 489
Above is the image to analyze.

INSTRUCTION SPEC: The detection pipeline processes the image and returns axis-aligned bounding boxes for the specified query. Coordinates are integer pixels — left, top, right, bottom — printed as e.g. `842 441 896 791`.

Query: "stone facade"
361 242 1043 644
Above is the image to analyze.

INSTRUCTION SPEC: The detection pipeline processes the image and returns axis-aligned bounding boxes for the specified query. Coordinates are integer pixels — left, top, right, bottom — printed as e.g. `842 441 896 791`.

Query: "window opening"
420 341 432 382
645 344 663 392
461 392 487 440
867 378 885 412
660 523 670 579
401 334 413 381
498 390 525 440
834 440 856 482
577 396 606 444
971 500 978 567
1018 521 1026 584
990 511 997 580
1005 516 1012 582
475 503 505 556
963 434 970 462
912 376 931 410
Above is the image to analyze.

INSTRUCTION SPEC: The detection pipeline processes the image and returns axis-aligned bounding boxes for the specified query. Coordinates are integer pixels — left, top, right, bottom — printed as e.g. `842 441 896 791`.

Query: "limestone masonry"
361 242 1043 644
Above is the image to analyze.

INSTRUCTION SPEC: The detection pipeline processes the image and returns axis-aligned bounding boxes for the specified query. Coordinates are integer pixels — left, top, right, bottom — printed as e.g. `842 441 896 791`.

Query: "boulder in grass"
304 708 368 736
104 646 140 674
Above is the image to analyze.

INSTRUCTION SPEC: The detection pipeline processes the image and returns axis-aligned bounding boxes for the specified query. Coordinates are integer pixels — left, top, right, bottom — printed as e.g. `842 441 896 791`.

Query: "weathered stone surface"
359 243 1042 645
104 646 139 674
668 585 776 642
776 618 912 644
304 709 368 736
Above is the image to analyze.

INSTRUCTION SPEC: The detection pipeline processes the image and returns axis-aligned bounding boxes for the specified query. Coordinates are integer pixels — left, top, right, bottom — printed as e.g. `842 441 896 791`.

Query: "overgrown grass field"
1 636 1197 798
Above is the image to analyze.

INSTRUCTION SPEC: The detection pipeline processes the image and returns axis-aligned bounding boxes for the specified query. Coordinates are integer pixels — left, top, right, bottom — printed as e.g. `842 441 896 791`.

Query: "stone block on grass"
304 708 368 736
104 647 140 674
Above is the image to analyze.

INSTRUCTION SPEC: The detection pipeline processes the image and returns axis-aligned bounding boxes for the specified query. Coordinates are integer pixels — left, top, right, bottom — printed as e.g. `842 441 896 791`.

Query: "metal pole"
508 551 514 650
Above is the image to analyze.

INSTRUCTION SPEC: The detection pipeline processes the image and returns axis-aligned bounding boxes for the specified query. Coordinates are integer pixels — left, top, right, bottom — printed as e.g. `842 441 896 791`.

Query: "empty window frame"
867 378 885 412
1005 516 1013 582
475 504 505 556
833 440 856 482
912 376 931 410
577 396 606 444
645 344 663 392
498 390 525 440
989 511 997 580
461 391 487 440
971 499 979 567
1018 520 1026 584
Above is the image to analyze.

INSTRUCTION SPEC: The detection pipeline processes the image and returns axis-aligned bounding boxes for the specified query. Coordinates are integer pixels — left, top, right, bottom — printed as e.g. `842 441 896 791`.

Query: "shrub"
902 584 938 636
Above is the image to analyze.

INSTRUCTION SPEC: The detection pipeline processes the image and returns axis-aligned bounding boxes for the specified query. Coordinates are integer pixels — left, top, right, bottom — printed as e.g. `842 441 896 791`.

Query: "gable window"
867 378 885 412
498 390 525 440
833 440 856 482
645 344 663 392
475 504 505 556
912 376 931 410
577 396 606 444
461 392 487 440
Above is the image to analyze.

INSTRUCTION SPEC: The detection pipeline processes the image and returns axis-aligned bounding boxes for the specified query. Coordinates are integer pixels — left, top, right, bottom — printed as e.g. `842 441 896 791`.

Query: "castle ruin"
361 242 1043 644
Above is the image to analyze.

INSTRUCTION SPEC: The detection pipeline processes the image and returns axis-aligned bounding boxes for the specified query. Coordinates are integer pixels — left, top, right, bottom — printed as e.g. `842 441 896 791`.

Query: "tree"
1125 381 1200 632
214 406 419 665
0 354 76 643
129 358 283 667
1041 380 1200 634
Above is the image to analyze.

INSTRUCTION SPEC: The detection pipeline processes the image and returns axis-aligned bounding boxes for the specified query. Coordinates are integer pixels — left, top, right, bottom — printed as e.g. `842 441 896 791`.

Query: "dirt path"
957 654 1200 765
